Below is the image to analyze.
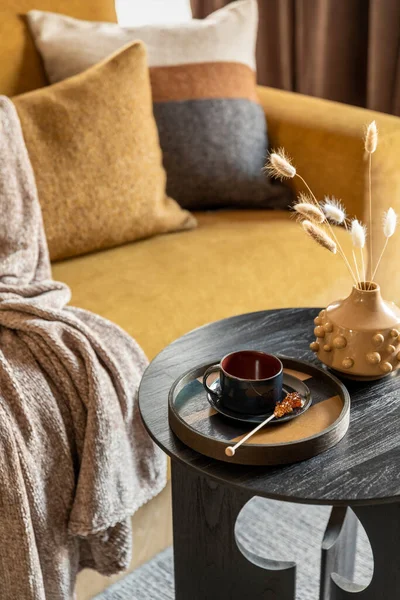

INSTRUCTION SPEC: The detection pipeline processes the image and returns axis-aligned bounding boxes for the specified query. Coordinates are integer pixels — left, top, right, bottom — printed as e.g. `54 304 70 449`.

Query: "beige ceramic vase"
310 282 400 380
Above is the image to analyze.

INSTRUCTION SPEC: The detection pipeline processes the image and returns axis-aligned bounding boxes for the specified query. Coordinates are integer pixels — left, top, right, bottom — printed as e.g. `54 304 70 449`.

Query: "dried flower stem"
343 254 359 286
361 248 366 284
353 250 362 285
344 221 362 286
371 238 388 281
365 122 377 289
351 219 367 286
296 174 358 285
371 208 397 281
368 153 373 286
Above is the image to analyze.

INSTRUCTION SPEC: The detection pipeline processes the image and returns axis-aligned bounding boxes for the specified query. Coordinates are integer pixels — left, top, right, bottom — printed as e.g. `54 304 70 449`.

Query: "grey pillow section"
153 98 293 210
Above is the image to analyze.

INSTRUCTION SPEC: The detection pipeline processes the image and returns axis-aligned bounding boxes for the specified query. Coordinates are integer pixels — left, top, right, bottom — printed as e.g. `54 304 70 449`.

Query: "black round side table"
139 308 400 600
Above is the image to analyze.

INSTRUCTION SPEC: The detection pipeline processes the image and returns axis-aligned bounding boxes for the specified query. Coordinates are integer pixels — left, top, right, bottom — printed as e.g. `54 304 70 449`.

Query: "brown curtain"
191 0 400 116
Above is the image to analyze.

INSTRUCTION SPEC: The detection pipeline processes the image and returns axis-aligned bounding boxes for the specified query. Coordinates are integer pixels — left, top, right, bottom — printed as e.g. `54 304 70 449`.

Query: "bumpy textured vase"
310 283 400 380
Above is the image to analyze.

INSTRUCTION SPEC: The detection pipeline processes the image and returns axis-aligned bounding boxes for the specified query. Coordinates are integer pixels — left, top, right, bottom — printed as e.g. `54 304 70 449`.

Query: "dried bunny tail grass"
298 190 358 284
293 201 325 223
365 120 378 154
351 219 367 248
302 220 337 254
322 196 346 224
298 191 314 204
265 148 296 179
383 207 397 238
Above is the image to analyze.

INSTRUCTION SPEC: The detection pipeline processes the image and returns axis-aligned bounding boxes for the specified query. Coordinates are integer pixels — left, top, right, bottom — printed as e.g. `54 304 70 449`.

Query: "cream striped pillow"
27 1 291 210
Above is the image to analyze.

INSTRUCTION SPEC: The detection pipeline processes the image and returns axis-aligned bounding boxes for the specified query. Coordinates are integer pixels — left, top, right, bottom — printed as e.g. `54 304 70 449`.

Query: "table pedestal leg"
320 507 358 600
171 461 296 600
328 503 400 599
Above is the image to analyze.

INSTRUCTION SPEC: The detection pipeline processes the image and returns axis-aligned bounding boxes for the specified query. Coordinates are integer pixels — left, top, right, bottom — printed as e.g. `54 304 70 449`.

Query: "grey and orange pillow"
27 0 292 210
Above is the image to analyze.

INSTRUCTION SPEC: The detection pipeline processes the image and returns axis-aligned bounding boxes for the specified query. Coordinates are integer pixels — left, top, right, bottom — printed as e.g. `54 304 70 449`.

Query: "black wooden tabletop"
139 308 400 506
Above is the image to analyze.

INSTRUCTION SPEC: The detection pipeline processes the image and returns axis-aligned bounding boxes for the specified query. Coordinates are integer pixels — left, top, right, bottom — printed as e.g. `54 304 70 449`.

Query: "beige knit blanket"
0 97 166 599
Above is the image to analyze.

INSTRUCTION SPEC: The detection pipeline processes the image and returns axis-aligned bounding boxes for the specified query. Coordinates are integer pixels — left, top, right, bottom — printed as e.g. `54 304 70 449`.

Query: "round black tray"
168 355 350 465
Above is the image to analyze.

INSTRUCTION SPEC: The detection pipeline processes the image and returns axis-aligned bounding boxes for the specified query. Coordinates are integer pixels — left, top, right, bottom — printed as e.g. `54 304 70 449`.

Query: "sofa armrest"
257 85 400 299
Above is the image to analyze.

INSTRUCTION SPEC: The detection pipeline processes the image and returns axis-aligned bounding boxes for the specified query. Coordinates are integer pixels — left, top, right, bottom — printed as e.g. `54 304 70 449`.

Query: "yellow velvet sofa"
3 1 400 598
40 93 400 598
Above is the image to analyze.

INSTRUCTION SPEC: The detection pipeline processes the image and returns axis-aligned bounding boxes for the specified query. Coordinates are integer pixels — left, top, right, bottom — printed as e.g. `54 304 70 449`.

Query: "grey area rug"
95 497 373 600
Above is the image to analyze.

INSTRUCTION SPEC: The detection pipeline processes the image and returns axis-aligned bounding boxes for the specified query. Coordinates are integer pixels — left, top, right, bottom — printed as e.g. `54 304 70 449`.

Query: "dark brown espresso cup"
203 350 283 415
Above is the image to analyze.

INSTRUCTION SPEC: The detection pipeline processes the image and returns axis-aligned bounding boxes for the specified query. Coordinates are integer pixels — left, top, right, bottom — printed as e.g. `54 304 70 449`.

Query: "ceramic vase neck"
349 283 382 312
327 281 400 331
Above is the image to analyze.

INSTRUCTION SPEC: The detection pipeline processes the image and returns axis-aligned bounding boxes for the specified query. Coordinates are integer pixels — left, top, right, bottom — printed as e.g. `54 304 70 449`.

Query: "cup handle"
203 364 222 398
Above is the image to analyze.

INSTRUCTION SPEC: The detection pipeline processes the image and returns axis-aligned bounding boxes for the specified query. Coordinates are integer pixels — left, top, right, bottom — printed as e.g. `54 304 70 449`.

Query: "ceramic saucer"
206 372 311 425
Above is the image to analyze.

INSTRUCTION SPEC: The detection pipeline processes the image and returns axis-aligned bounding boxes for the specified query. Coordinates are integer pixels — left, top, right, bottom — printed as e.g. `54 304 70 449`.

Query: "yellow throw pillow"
13 42 196 261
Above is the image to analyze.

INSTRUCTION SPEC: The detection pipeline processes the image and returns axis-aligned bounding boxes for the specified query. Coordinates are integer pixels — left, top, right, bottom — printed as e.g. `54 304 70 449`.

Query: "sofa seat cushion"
52 210 354 360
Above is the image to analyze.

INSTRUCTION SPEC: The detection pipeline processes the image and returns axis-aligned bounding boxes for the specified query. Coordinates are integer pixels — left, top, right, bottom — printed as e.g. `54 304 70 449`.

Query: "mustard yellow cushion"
13 42 196 261
0 0 117 96
53 210 355 360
